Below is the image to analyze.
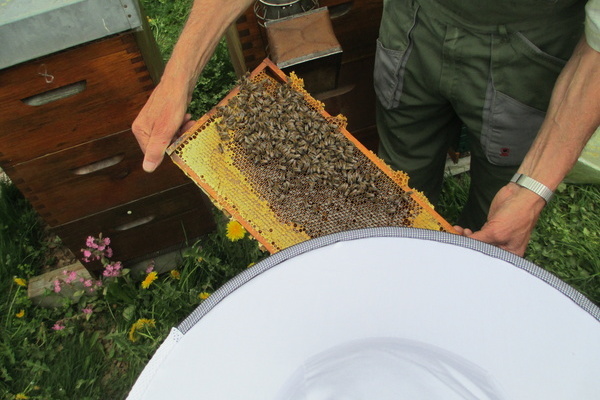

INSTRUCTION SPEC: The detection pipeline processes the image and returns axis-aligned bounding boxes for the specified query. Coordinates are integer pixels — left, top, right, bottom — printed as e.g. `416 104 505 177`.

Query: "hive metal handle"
72 154 125 175
21 80 87 106
114 216 156 231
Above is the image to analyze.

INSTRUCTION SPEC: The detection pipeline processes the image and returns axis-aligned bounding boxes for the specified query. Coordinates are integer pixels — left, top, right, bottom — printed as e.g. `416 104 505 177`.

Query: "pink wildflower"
86 236 95 247
145 263 155 274
83 279 93 287
63 271 77 284
52 322 65 331
82 307 93 315
53 279 62 293
82 235 114 262
103 261 123 278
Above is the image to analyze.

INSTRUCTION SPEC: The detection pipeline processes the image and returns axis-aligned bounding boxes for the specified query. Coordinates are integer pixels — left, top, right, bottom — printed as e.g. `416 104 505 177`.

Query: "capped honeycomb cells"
170 63 451 253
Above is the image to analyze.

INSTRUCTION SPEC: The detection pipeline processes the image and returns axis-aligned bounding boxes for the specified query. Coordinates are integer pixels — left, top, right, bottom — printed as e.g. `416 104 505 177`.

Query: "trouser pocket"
373 0 419 110
481 25 580 166
481 89 546 165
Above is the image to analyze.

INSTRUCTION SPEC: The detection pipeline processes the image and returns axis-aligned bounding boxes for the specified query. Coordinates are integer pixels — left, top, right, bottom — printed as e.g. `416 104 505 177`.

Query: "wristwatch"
510 173 554 203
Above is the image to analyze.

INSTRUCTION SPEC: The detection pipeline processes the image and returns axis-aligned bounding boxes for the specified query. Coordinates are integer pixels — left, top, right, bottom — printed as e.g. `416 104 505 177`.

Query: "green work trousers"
374 0 584 229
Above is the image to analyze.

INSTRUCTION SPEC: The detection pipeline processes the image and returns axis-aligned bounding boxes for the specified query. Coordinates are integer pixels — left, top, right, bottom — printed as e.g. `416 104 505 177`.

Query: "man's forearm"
463 35 600 256
518 36 600 192
161 0 254 99
132 0 254 172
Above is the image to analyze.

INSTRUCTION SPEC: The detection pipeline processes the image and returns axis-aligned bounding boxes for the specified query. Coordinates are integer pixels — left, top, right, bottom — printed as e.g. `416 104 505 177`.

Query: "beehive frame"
167 59 455 253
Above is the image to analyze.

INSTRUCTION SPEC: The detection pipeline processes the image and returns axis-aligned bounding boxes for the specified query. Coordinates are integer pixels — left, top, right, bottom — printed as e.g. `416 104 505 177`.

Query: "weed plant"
0 180 46 279
527 184 600 303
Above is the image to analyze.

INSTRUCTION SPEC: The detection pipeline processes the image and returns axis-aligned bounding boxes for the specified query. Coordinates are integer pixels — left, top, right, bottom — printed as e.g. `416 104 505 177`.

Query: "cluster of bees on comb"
213 74 420 239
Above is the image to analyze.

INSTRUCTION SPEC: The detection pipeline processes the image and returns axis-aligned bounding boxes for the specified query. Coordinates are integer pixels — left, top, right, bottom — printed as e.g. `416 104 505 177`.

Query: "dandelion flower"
128 318 156 342
170 270 181 280
15 393 29 399
15 309 25 318
226 220 246 241
141 271 158 289
199 292 211 300
14 277 27 287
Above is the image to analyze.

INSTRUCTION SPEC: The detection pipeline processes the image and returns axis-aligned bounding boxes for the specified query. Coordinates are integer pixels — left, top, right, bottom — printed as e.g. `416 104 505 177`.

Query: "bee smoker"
254 0 343 95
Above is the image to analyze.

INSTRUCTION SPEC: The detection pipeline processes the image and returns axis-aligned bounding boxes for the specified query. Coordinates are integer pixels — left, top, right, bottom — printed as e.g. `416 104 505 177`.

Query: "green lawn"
1 1 598 398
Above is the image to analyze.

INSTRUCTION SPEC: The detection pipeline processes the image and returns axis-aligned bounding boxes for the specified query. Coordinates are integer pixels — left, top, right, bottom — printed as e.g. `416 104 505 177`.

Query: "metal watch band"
510 173 554 203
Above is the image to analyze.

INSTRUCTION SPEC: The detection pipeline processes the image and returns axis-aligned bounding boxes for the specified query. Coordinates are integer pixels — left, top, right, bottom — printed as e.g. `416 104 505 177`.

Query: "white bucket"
128 228 600 400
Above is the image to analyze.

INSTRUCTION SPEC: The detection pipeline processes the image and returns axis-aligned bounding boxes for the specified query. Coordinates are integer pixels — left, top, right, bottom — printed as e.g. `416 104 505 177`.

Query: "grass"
527 184 600 302
1 0 599 398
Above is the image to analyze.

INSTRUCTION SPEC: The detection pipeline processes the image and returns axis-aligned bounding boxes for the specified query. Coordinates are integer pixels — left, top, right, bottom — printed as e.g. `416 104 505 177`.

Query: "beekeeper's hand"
132 80 195 172
454 183 545 257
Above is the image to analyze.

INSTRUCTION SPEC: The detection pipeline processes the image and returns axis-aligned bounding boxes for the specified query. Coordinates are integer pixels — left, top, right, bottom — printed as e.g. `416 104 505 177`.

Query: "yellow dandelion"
128 318 156 342
14 277 27 287
226 220 246 241
16 394 29 399
169 269 181 280
199 292 211 300
15 309 25 318
141 271 158 289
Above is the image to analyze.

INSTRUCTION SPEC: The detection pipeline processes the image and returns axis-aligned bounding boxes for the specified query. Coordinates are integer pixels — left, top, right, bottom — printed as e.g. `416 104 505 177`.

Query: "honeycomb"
167 59 455 253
